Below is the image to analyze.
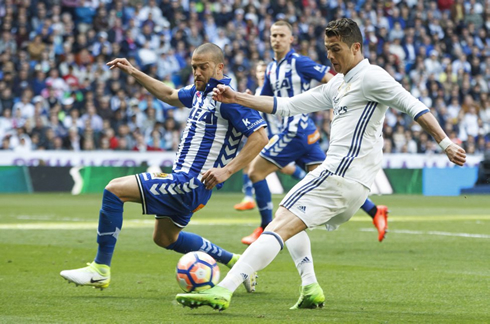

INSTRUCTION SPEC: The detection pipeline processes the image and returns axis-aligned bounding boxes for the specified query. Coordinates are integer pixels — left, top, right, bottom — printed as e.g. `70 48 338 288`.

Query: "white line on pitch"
360 228 490 239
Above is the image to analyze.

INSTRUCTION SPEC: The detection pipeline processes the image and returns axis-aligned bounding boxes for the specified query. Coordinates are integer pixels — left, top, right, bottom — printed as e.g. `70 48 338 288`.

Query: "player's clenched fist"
106 58 135 75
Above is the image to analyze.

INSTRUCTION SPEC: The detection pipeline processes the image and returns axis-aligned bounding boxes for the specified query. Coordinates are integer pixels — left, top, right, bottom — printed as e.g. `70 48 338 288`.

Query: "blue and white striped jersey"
255 86 281 138
261 49 329 135
176 77 266 183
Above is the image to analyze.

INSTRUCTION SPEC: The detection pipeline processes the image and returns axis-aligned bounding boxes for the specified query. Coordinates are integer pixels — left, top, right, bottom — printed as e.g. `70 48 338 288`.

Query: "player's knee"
153 234 176 249
248 168 265 182
105 178 124 198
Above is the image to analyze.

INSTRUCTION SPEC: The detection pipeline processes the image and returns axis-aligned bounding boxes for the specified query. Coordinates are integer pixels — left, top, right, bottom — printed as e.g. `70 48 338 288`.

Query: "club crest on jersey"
153 172 172 179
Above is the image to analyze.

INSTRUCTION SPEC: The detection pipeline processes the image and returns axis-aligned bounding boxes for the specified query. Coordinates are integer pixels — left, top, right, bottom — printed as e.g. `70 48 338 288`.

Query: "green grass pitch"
0 193 489 323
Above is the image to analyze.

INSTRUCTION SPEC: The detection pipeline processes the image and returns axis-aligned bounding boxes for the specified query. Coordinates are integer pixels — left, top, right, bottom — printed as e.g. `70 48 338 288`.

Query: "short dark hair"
325 18 363 51
194 43 225 65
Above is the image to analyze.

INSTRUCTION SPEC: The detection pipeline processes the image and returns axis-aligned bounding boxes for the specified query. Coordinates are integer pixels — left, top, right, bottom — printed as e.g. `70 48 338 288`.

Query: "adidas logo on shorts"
297 205 307 213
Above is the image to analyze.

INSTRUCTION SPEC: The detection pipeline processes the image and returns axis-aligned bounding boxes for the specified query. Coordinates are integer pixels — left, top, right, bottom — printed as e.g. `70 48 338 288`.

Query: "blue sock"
291 165 307 180
361 198 377 218
243 173 253 198
95 189 124 266
253 179 273 228
166 231 234 265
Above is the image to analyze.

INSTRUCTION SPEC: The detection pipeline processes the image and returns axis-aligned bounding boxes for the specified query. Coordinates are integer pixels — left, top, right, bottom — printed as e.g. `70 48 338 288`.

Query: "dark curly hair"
325 18 363 51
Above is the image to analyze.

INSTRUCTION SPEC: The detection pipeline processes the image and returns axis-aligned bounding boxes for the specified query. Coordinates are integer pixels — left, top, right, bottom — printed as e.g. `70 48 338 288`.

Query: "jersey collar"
203 76 232 95
344 58 369 83
274 49 295 63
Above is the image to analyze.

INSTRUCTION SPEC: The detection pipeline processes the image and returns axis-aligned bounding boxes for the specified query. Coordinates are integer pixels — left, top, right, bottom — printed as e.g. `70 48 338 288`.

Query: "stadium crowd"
0 0 489 155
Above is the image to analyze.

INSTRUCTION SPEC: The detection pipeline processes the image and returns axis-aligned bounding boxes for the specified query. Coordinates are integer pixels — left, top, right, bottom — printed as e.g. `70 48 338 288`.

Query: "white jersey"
275 59 429 189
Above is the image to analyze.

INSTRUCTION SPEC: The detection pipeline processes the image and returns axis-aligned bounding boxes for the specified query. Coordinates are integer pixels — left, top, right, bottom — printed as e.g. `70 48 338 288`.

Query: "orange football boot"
241 227 264 245
373 205 388 242
234 199 256 211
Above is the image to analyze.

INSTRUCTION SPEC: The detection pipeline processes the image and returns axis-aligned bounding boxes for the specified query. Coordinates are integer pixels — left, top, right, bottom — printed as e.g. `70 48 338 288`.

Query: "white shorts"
280 168 369 230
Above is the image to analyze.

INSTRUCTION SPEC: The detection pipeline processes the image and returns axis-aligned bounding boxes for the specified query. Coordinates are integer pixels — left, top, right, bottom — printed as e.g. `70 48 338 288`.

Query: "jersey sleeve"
220 102 266 137
296 56 330 82
362 66 429 120
275 83 333 116
260 64 274 96
177 84 196 108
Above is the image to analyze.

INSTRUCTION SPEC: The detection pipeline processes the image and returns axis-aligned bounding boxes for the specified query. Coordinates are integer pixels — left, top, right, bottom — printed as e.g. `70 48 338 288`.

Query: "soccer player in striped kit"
176 18 466 311
240 20 389 246
60 44 268 292
234 61 312 213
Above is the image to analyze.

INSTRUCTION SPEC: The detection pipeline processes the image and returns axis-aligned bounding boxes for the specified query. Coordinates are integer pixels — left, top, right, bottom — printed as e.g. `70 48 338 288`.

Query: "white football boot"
60 261 110 290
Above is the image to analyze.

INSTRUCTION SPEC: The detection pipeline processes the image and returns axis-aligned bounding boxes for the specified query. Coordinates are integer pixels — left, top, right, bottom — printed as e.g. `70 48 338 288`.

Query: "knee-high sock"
219 231 283 292
95 189 124 266
253 179 273 228
291 165 307 180
361 197 377 218
165 231 233 265
243 173 254 198
286 231 317 286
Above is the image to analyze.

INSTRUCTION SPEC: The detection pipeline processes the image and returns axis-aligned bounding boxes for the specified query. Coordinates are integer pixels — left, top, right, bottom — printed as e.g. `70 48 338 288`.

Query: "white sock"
286 231 317 286
219 232 283 292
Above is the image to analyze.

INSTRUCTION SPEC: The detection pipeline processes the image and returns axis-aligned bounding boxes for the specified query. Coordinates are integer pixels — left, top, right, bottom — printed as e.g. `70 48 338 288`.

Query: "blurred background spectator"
0 0 488 156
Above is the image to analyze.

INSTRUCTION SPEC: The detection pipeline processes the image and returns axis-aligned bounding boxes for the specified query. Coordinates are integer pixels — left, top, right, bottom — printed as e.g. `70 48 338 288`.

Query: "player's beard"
194 68 218 91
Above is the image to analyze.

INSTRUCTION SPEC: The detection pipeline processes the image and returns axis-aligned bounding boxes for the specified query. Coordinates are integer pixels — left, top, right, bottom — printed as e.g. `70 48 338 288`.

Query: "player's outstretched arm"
201 127 268 190
107 58 181 107
416 113 466 166
213 85 275 114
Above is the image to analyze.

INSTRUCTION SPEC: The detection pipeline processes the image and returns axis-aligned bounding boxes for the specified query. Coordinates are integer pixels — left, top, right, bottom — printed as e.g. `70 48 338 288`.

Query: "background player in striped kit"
240 20 389 246
234 61 308 213
176 18 466 311
60 44 268 292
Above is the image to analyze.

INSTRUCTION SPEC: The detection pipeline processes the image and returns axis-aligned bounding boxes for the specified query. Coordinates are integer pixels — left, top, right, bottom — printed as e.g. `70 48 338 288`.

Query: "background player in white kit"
176 18 466 310
238 21 390 245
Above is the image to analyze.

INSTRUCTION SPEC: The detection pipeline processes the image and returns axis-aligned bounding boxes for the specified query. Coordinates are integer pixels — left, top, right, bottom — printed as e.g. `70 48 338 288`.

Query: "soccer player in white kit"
237 21 389 245
176 18 467 311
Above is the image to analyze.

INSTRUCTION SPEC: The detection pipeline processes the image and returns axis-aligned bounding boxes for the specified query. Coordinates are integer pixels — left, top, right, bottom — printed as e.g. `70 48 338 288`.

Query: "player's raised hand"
212 84 237 104
106 58 135 75
445 144 466 166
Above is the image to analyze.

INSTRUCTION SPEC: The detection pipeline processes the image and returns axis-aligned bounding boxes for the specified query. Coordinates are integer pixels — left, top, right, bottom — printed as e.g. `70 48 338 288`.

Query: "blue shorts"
260 130 326 170
135 172 212 227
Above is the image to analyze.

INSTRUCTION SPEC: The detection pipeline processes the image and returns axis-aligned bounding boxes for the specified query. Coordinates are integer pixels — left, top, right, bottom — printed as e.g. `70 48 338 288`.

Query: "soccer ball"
176 251 220 293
